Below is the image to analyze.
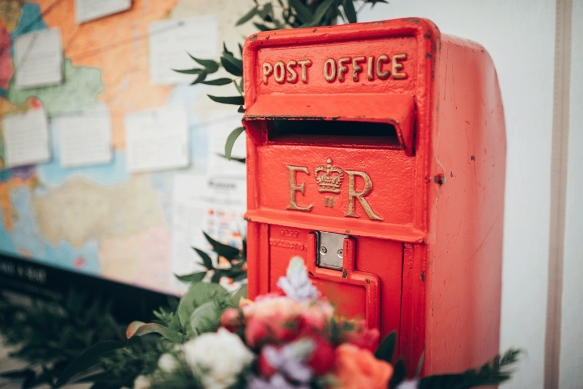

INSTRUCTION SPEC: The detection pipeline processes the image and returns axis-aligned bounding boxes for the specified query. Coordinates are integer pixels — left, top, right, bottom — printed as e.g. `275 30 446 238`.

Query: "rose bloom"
182 328 255 389
243 296 306 347
332 343 393 389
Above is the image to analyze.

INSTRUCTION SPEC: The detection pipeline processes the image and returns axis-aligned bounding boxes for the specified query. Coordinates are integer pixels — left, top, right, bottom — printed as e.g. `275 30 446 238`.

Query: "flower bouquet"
57 257 518 389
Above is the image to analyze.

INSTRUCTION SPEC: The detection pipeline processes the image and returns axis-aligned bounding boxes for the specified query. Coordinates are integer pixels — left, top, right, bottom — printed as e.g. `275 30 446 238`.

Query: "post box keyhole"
316 231 348 270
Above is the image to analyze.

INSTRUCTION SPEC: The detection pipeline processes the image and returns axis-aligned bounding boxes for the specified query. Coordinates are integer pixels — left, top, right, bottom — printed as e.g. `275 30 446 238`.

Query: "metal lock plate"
316 231 349 270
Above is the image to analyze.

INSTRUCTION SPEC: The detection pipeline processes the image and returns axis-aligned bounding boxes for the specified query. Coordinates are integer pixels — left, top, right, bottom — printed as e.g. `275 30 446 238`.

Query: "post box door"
267 224 403 336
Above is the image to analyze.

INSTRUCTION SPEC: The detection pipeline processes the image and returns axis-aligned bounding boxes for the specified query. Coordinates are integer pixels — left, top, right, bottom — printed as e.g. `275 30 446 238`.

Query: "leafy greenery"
0 290 125 388
173 0 389 159
176 231 247 287
416 349 521 389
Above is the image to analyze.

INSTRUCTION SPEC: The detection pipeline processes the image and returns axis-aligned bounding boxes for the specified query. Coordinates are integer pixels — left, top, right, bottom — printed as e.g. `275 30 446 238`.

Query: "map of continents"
0 0 203 293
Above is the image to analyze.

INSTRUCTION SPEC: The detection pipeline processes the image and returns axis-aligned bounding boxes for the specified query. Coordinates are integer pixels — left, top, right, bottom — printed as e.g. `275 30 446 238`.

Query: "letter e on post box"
242 18 506 377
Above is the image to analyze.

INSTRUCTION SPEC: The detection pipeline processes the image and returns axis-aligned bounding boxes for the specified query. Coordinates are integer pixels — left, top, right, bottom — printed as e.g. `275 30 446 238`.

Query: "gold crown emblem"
315 158 344 193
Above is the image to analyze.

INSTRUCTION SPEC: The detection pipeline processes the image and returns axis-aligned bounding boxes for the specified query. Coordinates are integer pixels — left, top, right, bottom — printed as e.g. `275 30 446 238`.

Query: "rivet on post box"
242 18 505 377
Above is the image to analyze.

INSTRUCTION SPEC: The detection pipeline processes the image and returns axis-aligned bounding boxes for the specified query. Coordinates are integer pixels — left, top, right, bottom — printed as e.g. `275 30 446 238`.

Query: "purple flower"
277 257 318 301
247 374 310 389
263 340 314 383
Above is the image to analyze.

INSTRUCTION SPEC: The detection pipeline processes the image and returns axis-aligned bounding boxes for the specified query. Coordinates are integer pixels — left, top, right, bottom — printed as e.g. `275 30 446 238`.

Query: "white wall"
559 1 583 387
358 1 556 387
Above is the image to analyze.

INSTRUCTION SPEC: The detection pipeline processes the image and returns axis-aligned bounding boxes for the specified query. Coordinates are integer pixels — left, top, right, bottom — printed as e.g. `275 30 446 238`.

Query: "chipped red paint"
243 18 505 377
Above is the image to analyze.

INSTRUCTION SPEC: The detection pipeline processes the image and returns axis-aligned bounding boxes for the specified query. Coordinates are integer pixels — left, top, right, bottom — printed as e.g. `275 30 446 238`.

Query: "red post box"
242 18 505 376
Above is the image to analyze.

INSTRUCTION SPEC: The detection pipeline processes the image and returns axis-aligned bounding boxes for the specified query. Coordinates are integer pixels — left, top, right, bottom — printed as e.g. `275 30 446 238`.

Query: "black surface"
0 252 177 323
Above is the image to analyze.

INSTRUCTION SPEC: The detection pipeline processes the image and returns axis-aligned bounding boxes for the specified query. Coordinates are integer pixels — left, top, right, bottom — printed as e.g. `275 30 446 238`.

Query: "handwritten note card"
124 105 189 173
14 28 63 89
149 15 218 85
56 104 113 168
2 108 51 168
75 0 131 24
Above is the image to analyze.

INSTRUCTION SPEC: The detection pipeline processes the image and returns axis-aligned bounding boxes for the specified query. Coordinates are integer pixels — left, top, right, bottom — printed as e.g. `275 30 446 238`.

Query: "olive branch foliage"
173 0 388 160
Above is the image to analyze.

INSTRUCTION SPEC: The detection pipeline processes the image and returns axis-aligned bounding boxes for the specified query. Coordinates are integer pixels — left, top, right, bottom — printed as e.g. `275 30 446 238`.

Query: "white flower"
133 375 151 389
182 328 255 389
158 353 179 373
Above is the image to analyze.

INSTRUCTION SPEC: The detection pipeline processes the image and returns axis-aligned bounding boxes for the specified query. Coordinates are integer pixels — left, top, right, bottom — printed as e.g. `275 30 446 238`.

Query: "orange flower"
332 343 393 389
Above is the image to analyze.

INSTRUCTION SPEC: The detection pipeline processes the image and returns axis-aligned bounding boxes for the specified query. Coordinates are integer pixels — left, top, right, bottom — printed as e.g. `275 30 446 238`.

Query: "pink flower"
243 296 305 348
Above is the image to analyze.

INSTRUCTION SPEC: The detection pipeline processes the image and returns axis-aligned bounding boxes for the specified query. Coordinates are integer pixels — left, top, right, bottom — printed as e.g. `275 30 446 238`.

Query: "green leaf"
207 94 244 105
200 78 233 86
176 272 207 283
190 71 207 85
215 152 246 163
125 321 180 342
416 349 425 377
224 127 245 161
220 54 243 77
190 302 218 335
236 6 258 26
231 285 248 306
389 358 406 388
374 331 396 363
172 67 205 75
177 283 232 328
187 54 220 73
223 42 233 56
309 0 336 26
343 0 357 23
253 22 275 31
203 231 241 260
370 0 389 7
56 341 123 387
289 0 313 24
193 247 214 270
258 3 273 21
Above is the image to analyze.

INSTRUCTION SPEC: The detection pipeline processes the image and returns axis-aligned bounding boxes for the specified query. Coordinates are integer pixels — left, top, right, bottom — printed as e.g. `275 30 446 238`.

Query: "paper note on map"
75 0 131 24
170 174 246 293
56 104 113 168
149 15 218 85
14 28 63 89
1 108 51 168
124 105 189 173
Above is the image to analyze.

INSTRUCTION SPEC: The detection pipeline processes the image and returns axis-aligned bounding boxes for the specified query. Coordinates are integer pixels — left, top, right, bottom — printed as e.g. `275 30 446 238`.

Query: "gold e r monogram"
286 165 313 212
344 170 383 221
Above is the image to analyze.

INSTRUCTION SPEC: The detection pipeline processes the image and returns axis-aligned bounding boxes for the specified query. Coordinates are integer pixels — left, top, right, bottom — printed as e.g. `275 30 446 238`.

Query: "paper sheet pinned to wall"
14 28 63 89
207 115 247 176
56 104 113 168
124 105 190 173
1 108 51 168
170 174 246 293
149 15 218 85
75 0 131 24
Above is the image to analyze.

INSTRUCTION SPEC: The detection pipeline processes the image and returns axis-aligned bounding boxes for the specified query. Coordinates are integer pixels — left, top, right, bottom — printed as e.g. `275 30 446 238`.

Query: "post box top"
242 17 440 98
242 18 440 155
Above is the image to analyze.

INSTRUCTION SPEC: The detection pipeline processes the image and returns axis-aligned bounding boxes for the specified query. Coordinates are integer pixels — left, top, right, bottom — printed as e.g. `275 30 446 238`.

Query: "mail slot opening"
266 119 401 147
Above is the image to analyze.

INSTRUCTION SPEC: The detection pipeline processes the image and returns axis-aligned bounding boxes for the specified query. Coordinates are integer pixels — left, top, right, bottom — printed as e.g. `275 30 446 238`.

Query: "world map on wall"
0 0 247 294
